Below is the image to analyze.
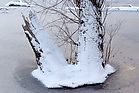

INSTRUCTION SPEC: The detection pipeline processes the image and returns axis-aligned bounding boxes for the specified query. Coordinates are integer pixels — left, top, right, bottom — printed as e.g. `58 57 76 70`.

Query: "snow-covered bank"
5 0 31 7
109 5 139 11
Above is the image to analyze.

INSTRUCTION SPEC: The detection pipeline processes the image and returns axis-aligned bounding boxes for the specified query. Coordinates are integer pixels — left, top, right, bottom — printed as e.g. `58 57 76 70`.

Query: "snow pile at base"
27 11 116 88
32 64 115 88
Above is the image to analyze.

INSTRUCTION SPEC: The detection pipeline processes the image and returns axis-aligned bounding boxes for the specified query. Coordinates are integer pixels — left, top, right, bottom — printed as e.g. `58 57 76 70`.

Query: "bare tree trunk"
22 15 44 72
77 0 104 70
22 11 67 73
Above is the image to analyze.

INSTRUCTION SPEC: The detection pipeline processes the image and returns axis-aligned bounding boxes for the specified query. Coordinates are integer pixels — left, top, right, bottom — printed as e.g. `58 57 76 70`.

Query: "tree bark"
77 0 104 70
22 11 67 73
22 15 44 72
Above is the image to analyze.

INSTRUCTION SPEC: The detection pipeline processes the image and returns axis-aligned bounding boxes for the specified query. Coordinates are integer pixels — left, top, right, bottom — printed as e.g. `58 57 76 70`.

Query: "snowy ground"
0 7 139 93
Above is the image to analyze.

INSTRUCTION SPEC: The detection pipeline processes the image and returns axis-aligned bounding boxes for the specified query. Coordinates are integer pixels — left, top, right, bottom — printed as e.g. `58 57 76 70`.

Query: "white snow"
32 64 115 88
28 6 116 88
5 0 32 7
0 7 17 10
108 5 139 11
65 7 79 12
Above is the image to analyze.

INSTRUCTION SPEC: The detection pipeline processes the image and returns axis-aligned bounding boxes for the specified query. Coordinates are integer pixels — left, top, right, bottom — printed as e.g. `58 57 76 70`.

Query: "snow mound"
32 64 115 88
24 11 116 88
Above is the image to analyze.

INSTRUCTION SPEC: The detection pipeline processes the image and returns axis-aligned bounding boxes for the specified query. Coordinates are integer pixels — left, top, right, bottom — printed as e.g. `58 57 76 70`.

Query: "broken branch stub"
22 15 44 72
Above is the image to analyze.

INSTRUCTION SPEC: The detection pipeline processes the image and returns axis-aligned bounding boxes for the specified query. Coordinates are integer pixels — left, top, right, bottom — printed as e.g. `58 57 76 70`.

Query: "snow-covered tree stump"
22 9 115 88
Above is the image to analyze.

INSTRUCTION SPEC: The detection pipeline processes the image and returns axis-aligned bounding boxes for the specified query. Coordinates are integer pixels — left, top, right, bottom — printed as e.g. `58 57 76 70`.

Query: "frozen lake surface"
0 5 139 93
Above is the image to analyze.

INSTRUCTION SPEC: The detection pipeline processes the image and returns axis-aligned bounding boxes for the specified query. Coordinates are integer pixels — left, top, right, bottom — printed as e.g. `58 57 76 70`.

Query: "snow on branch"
22 14 44 72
